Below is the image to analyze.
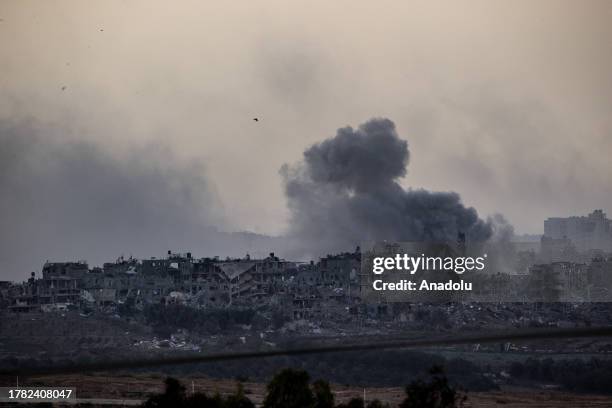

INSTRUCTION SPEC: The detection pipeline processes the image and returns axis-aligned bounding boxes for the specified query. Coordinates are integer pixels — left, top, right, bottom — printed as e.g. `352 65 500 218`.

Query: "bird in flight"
253 118 259 122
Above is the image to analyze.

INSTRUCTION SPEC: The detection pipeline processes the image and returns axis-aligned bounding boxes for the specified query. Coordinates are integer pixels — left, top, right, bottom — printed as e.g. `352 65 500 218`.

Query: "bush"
263 368 314 408
312 379 335 408
399 366 466 408
142 377 254 408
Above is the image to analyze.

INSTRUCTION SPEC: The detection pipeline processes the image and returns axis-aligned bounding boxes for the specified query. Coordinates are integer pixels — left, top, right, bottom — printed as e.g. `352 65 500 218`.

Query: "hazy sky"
1 1 612 277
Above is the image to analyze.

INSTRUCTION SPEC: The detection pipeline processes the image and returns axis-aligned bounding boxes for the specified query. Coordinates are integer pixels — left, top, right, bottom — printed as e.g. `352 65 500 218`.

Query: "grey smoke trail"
281 118 494 256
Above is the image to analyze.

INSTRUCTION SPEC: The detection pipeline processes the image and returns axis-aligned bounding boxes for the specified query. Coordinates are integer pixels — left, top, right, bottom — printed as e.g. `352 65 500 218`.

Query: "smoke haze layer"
0 119 271 280
282 118 493 256
1 116 503 279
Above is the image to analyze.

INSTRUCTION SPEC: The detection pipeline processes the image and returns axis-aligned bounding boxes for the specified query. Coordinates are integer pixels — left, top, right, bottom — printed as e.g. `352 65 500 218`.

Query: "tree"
337 397 389 408
365 400 389 408
312 379 334 408
263 368 314 408
224 384 256 408
143 377 186 408
184 393 221 408
143 377 255 408
399 366 466 408
343 398 364 408
336 398 369 408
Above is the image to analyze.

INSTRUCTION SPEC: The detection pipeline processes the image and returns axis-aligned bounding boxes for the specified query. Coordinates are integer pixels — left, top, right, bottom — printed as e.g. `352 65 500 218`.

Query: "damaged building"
544 209 612 253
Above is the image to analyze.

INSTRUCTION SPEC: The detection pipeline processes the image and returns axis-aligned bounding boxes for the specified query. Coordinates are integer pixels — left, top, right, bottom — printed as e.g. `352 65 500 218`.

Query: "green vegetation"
335 398 390 408
399 366 466 408
142 377 254 408
262 368 314 408
142 366 464 408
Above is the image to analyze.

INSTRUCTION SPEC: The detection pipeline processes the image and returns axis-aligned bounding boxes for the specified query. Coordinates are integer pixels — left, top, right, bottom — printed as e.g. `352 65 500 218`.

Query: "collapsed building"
84 257 174 307
2 249 364 319
7 262 87 312
190 253 295 306
526 262 589 302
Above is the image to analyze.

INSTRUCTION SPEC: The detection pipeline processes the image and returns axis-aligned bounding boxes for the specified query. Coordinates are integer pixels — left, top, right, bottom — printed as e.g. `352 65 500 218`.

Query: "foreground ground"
1 374 611 407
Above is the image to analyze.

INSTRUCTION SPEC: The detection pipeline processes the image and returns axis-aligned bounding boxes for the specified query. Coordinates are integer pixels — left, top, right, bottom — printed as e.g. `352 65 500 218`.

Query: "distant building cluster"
473 258 612 302
2 210 612 317
0 249 362 319
499 210 612 301
543 209 612 258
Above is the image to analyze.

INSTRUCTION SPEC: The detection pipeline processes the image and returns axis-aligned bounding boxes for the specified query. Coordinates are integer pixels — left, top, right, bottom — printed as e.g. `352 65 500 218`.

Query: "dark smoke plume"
281 118 494 256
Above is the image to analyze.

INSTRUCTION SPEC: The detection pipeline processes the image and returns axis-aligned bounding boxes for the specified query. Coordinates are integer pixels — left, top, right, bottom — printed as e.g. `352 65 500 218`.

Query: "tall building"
544 210 612 252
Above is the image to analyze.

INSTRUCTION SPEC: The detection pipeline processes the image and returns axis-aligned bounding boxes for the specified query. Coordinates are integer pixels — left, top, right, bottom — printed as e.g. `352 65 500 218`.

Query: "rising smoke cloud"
281 118 495 256
1 116 507 279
